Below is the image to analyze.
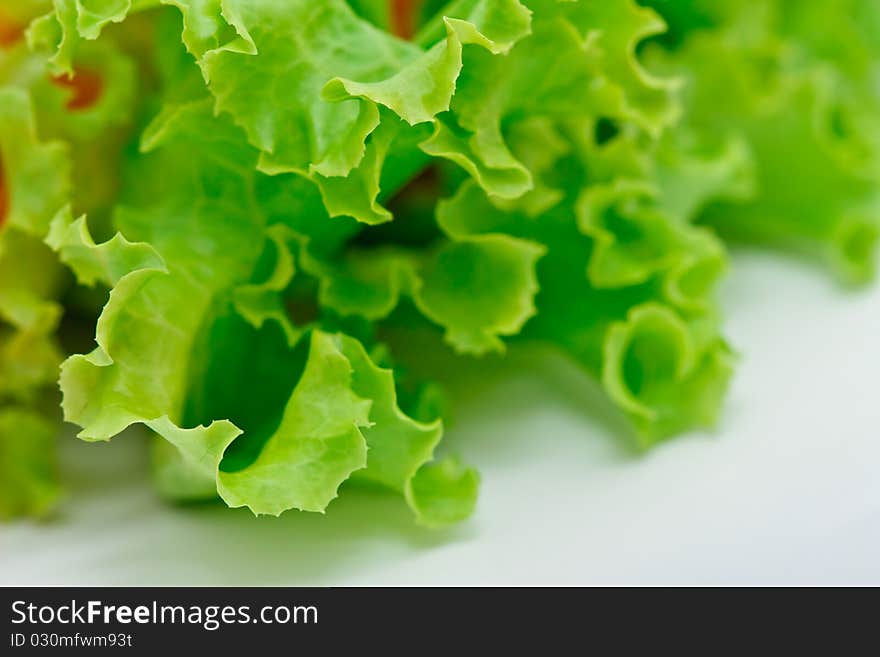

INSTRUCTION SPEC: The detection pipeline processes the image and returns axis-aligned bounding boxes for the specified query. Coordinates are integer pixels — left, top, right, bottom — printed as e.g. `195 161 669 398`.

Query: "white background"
2 250 878 585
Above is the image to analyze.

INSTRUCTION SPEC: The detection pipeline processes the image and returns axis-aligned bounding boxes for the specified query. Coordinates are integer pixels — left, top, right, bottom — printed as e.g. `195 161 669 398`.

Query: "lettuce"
1 0 149 518
0 0 876 524
51 96 478 525
644 0 880 284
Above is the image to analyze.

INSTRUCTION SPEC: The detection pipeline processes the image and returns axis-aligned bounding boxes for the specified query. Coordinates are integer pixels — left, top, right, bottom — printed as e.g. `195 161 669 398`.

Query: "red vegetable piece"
0 11 24 49
51 69 104 111
390 0 421 40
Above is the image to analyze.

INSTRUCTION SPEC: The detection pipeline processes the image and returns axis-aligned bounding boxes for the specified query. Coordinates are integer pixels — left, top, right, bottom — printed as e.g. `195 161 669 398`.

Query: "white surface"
2 251 879 586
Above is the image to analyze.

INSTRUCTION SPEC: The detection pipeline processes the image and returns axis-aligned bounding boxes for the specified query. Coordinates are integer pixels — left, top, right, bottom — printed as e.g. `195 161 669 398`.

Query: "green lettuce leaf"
29 0 533 225
436 121 733 444
12 0 876 530
645 0 880 284
421 0 678 200
53 99 475 524
25 0 159 75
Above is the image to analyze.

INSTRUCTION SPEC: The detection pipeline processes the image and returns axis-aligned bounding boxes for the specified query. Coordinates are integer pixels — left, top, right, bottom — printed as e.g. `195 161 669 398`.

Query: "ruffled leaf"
602 303 734 443
26 0 159 75
46 205 164 287
646 0 880 283
56 98 477 521
421 0 678 200
414 235 545 354
440 171 731 442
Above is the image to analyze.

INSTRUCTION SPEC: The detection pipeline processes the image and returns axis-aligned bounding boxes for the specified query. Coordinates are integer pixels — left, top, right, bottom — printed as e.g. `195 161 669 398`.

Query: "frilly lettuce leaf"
413 234 545 354
601 303 733 440
52 99 475 524
436 122 733 444
169 0 530 223
205 329 371 516
46 206 164 287
29 0 533 224
406 456 479 527
698 69 879 284
25 0 159 75
291 210 546 355
19 0 879 527
421 0 678 201
577 179 686 288
338 333 478 526
653 128 755 223
645 0 880 284
555 0 679 135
